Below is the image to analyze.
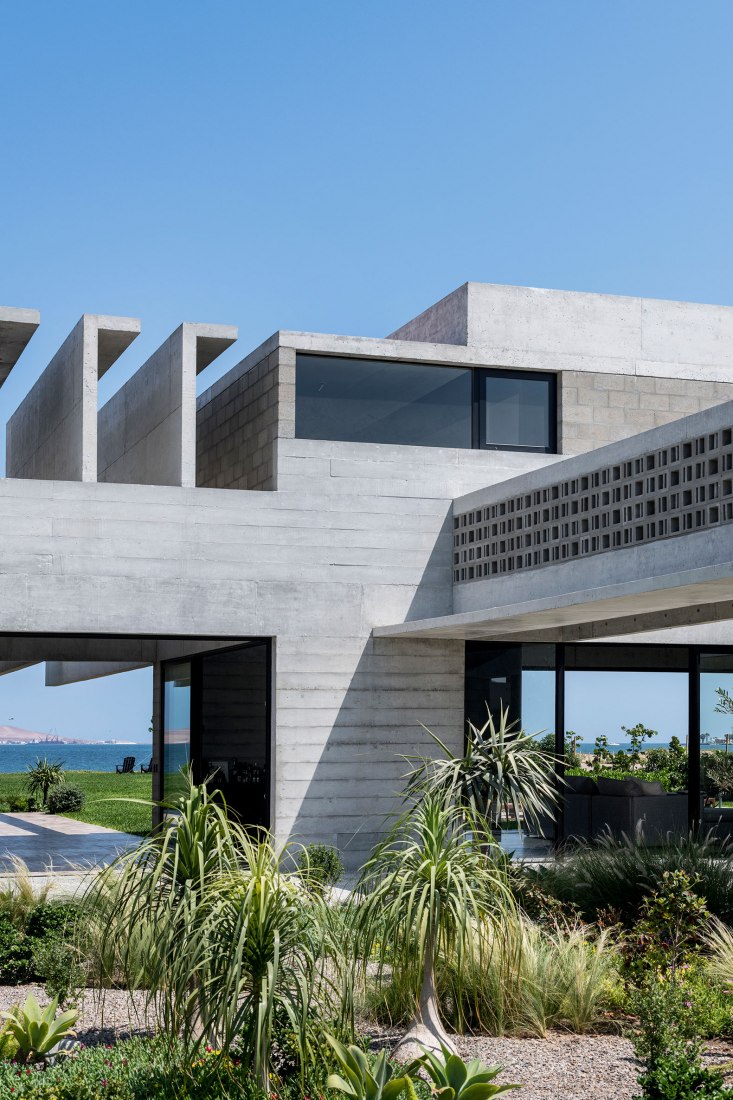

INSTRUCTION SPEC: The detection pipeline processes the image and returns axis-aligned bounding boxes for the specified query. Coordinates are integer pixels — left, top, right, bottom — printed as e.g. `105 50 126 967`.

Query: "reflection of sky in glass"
164 670 191 780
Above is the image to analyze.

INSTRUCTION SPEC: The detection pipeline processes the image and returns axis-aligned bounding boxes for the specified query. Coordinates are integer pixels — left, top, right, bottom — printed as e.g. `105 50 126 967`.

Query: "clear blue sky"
2 1 733 738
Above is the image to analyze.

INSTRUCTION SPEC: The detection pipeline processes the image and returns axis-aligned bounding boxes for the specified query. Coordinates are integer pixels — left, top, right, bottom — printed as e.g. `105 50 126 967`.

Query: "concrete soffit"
0 307 41 386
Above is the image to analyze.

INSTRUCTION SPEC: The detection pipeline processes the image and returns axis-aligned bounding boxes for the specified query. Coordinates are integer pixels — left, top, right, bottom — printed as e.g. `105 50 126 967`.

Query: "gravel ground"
2 986 733 1099
0 984 155 1045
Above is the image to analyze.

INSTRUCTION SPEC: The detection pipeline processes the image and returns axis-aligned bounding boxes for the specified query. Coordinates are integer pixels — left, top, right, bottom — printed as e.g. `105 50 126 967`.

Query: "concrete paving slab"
0 812 140 872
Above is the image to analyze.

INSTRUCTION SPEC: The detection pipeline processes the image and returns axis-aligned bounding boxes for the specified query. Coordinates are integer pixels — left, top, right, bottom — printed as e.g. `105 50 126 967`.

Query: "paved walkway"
0 812 140 874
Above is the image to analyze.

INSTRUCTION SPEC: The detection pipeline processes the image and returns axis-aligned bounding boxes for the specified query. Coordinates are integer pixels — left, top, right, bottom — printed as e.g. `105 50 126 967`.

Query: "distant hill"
0 725 91 745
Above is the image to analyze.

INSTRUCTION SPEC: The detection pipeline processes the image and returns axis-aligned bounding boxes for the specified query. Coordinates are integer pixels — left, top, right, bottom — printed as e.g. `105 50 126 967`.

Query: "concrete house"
3 284 733 864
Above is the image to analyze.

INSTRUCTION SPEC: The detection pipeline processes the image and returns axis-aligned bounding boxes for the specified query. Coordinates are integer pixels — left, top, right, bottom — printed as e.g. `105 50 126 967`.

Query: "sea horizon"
0 742 153 773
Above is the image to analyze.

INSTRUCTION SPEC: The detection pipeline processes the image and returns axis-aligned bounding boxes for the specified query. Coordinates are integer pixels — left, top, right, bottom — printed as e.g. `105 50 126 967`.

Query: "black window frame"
475 367 557 454
294 353 558 455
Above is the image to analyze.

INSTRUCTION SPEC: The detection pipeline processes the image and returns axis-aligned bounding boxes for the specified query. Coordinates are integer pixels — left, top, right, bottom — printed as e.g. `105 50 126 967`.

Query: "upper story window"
295 354 556 453
481 369 556 453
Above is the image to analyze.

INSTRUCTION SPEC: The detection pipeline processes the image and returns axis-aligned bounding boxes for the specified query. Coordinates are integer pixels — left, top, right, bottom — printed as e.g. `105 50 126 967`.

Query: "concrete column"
98 322 236 487
6 314 140 482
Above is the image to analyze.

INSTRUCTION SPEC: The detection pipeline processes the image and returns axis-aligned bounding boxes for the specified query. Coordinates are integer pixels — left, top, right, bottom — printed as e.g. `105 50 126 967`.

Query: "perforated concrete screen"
454 423 733 583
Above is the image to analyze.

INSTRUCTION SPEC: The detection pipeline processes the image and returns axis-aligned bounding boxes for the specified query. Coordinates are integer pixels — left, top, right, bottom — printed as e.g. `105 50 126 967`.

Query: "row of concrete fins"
0 307 237 486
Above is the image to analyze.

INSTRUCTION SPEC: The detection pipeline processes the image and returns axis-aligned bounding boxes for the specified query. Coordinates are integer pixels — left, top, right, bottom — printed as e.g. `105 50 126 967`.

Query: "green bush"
47 784 86 814
624 870 709 979
0 1034 330 1099
0 902 79 986
297 842 344 890
8 794 37 812
630 975 733 1098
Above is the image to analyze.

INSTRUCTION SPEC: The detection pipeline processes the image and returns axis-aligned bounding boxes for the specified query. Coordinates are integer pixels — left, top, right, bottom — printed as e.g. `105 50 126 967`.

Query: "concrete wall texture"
4 282 733 864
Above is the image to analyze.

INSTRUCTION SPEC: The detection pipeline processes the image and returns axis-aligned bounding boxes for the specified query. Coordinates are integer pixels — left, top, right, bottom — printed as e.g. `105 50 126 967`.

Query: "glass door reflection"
163 661 191 802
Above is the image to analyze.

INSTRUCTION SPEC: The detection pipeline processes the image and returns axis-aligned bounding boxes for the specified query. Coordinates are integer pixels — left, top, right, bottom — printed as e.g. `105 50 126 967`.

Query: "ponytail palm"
353 796 512 1059
85 773 348 1090
405 706 558 833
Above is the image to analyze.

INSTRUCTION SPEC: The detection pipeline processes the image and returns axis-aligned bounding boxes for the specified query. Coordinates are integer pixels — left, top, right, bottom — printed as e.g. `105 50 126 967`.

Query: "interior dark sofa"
563 774 687 842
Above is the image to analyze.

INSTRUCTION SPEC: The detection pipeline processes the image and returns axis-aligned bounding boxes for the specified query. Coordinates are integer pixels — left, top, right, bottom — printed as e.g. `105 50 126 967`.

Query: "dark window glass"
295 355 473 448
482 371 555 452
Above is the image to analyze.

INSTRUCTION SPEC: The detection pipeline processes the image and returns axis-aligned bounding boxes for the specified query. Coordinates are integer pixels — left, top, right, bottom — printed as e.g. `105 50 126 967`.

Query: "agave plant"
0 994 78 1063
352 795 513 1059
407 1043 519 1098
405 706 558 834
326 1034 412 1100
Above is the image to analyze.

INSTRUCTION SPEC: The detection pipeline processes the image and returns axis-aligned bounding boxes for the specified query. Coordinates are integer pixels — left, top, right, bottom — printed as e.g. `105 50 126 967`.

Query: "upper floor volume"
4 283 733 495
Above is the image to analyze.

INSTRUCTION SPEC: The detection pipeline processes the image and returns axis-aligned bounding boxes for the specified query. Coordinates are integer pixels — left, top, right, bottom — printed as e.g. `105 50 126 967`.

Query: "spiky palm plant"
25 757 65 806
405 706 559 834
352 795 513 1059
84 772 348 1089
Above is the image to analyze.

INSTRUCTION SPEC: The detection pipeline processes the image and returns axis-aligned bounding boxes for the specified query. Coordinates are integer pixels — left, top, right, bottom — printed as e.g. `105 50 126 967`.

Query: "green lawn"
0 770 153 836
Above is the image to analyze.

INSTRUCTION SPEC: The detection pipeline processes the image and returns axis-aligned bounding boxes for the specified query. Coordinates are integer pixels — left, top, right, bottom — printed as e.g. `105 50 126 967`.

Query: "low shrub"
533 830 733 925
0 1034 331 1099
623 870 709 979
297 842 344 891
630 975 733 1098
8 795 38 812
0 902 80 986
47 784 86 814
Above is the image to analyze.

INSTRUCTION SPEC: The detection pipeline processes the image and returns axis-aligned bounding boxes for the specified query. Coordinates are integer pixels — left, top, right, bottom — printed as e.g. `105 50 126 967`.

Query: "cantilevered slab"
6 314 140 482
45 661 151 687
98 322 236 487
0 307 40 385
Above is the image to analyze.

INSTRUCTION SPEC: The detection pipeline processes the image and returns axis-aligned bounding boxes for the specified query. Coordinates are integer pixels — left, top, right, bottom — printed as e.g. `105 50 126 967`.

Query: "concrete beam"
0 307 40 385
45 660 151 686
6 314 140 482
0 661 37 678
98 322 236 487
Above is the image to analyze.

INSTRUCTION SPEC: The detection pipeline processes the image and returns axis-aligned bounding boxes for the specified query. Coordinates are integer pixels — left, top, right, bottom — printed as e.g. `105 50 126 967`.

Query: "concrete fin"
0 307 41 386
98 322 237 488
6 314 140 482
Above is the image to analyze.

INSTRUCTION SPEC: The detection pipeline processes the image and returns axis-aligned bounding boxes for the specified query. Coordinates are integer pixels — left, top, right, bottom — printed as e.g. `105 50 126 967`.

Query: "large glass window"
482 370 555 452
295 355 557 452
296 355 473 448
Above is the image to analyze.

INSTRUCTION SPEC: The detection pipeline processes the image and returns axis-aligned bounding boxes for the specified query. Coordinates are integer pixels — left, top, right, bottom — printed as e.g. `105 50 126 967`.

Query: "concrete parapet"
0 307 40 385
6 314 140 482
99 323 236 487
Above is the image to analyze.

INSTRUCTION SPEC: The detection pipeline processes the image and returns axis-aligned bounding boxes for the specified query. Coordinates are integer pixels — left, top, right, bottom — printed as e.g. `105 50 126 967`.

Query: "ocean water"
575 741 674 753
0 743 153 773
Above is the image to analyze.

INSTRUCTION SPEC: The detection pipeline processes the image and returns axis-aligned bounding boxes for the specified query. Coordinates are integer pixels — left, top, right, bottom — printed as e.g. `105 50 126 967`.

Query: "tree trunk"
392 931 456 1063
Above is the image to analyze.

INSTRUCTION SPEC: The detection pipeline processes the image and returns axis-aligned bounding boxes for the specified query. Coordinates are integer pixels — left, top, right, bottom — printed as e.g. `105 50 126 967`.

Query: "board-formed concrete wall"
7 315 140 482
0 438 525 866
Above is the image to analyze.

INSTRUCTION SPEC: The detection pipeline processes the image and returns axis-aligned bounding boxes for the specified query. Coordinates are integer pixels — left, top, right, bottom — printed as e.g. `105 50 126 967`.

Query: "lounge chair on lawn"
115 756 136 773
139 758 153 773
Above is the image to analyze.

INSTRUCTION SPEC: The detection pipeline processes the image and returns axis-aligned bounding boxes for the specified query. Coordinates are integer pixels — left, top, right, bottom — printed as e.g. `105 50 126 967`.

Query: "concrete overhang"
374 563 733 643
0 307 40 384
